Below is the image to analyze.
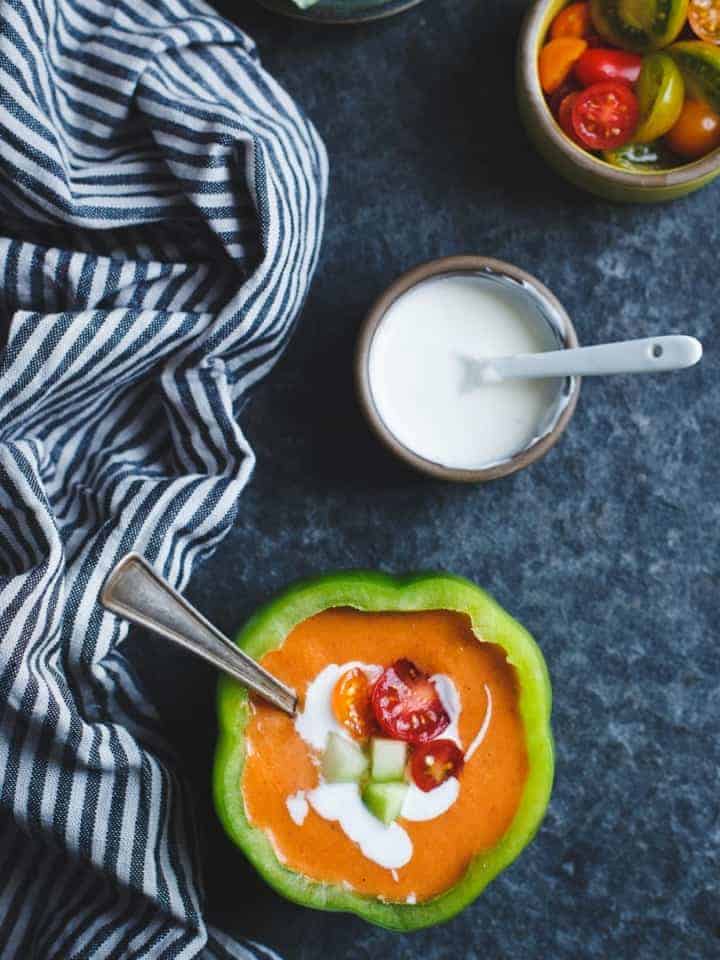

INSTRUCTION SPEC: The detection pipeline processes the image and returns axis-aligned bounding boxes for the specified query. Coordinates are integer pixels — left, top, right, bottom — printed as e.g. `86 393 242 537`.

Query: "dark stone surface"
126 1 720 957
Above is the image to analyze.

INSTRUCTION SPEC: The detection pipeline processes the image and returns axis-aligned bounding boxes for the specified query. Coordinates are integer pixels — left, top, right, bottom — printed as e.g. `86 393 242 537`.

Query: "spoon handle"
101 553 297 716
489 335 703 380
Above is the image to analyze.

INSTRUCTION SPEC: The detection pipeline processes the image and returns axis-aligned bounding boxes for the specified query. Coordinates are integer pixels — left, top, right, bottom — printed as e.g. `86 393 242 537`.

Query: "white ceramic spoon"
462 335 703 387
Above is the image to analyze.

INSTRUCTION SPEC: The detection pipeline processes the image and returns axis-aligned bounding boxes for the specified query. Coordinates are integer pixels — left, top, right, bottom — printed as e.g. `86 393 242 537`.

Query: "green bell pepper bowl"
213 571 554 931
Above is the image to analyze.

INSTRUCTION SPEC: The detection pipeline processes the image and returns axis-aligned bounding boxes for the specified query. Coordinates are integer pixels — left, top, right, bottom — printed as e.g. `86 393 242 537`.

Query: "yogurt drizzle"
285 662 494 874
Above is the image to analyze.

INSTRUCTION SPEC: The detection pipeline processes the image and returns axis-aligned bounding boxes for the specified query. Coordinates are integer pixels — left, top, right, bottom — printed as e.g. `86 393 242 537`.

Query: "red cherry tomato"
558 91 581 139
571 80 639 150
411 740 465 792
332 667 377 740
574 48 642 87
371 659 450 743
548 78 580 117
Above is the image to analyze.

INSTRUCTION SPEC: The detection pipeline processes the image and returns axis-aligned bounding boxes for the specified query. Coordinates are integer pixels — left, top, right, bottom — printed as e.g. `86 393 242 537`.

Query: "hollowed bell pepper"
213 571 554 932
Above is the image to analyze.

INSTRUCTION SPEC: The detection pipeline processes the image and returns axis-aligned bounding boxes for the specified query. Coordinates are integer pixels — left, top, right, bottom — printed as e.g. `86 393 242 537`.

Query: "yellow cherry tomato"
689 0 720 43
539 37 588 93
665 99 720 158
550 2 592 39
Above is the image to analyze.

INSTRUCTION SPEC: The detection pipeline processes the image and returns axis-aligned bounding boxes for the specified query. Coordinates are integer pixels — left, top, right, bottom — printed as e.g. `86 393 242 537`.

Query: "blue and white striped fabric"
0 0 327 955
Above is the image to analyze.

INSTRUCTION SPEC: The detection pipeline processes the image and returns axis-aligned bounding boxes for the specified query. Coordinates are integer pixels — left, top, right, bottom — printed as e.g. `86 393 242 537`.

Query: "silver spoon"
101 553 297 715
461 334 703 388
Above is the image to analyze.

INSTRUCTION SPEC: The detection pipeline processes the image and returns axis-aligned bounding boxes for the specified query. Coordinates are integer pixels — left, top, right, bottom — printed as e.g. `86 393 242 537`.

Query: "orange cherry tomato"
332 667 377 740
688 0 720 43
539 37 588 94
665 99 720 159
550 2 592 39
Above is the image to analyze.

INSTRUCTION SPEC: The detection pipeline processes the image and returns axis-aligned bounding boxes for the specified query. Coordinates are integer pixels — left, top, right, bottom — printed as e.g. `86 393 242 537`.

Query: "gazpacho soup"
242 608 528 903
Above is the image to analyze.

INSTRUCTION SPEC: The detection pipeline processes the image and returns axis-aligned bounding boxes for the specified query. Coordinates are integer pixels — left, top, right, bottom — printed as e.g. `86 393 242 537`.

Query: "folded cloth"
0 0 327 955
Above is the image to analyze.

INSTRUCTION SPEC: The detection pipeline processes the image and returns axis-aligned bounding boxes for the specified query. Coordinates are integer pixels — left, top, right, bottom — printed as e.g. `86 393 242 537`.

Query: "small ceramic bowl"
517 0 720 203
256 0 423 23
355 256 581 483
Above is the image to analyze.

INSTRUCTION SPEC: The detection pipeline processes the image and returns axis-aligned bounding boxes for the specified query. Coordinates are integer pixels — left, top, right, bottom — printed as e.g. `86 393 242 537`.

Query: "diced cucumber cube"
362 781 408 825
370 738 408 783
321 732 368 783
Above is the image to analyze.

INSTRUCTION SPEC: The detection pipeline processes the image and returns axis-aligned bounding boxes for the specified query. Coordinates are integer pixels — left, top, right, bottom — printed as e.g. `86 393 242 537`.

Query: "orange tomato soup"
242 608 528 902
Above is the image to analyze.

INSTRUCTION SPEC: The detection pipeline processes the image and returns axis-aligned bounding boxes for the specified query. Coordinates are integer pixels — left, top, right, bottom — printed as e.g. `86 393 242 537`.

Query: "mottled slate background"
126 1 719 957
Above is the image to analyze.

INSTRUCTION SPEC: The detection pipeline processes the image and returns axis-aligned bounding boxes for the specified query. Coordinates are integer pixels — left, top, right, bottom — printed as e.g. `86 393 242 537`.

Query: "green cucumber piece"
370 738 407 783
321 732 368 783
669 41 720 116
362 781 409 825
591 0 688 52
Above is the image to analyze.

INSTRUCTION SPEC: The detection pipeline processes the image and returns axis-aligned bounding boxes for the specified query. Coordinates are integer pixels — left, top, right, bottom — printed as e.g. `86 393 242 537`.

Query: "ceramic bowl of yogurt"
355 256 581 482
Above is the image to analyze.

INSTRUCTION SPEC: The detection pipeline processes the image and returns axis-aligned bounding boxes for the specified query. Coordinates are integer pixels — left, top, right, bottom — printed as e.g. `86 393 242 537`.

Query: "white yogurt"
368 273 567 470
307 783 412 869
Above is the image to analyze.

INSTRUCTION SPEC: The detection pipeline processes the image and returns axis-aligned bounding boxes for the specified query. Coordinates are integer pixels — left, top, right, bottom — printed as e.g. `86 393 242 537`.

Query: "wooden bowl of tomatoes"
517 0 720 202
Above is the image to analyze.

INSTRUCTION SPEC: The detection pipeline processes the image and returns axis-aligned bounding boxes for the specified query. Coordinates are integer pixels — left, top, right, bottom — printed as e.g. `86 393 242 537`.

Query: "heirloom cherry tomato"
539 37 588 93
411 740 465 793
372 659 450 743
574 48 643 86
688 0 720 43
550 1 592 39
571 80 640 149
634 53 685 143
670 41 720 115
590 0 689 52
665 98 720 157
333 667 377 740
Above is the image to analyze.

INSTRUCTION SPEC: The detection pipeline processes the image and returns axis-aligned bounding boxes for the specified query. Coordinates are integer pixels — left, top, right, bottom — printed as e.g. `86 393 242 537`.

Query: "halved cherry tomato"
332 667 377 740
539 37 588 94
574 48 643 87
550 1 592 39
665 98 720 158
590 0 689 53
571 80 640 149
411 740 465 793
371 659 450 743
634 54 685 144
688 0 720 43
558 91 582 139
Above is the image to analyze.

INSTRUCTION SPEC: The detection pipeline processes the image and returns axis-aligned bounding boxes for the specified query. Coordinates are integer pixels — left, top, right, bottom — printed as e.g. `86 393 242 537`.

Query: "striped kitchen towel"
0 0 327 955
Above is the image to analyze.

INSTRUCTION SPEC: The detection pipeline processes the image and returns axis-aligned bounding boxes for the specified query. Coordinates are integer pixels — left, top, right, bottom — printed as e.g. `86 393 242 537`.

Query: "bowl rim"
518 0 720 188
354 255 581 483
